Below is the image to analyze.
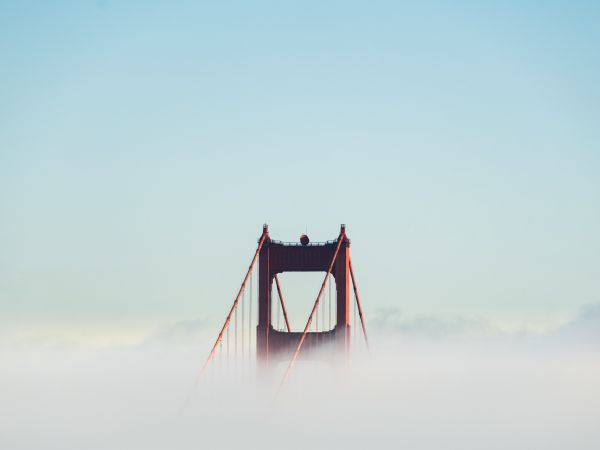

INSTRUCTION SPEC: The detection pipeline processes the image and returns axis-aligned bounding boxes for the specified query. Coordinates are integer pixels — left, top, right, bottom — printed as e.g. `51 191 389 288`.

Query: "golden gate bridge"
200 224 368 387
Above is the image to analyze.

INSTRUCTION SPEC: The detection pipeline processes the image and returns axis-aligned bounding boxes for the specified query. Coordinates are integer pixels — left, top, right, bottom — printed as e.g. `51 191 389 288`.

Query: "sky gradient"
1 0 599 339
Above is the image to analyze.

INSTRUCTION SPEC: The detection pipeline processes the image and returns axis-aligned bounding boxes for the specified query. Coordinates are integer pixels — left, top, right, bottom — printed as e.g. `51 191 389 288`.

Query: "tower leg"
257 243 270 365
334 239 351 355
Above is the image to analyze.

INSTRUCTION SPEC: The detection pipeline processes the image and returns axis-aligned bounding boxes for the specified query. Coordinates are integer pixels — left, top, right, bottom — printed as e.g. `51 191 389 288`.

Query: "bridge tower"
257 224 351 364
200 224 368 385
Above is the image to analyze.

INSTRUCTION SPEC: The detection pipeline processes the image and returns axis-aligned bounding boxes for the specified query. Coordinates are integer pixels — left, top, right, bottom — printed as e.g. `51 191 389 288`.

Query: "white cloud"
1 305 598 450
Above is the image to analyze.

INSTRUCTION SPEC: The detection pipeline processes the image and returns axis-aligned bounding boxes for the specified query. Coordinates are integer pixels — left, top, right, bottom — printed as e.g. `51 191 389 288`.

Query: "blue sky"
1 1 599 337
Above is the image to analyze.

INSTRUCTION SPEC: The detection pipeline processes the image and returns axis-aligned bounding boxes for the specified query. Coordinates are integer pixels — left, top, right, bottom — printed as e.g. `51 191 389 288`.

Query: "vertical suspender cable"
242 289 245 360
249 270 253 361
235 305 238 362
328 274 332 330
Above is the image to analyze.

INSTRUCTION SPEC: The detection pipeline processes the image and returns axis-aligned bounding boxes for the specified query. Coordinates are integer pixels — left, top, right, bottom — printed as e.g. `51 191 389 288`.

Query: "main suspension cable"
276 284 280 330
274 274 291 332
278 231 345 390
198 232 267 378
349 258 369 351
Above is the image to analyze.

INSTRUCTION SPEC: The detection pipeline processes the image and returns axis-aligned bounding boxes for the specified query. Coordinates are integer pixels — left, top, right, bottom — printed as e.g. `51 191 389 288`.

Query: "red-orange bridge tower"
201 224 368 385
257 224 351 362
